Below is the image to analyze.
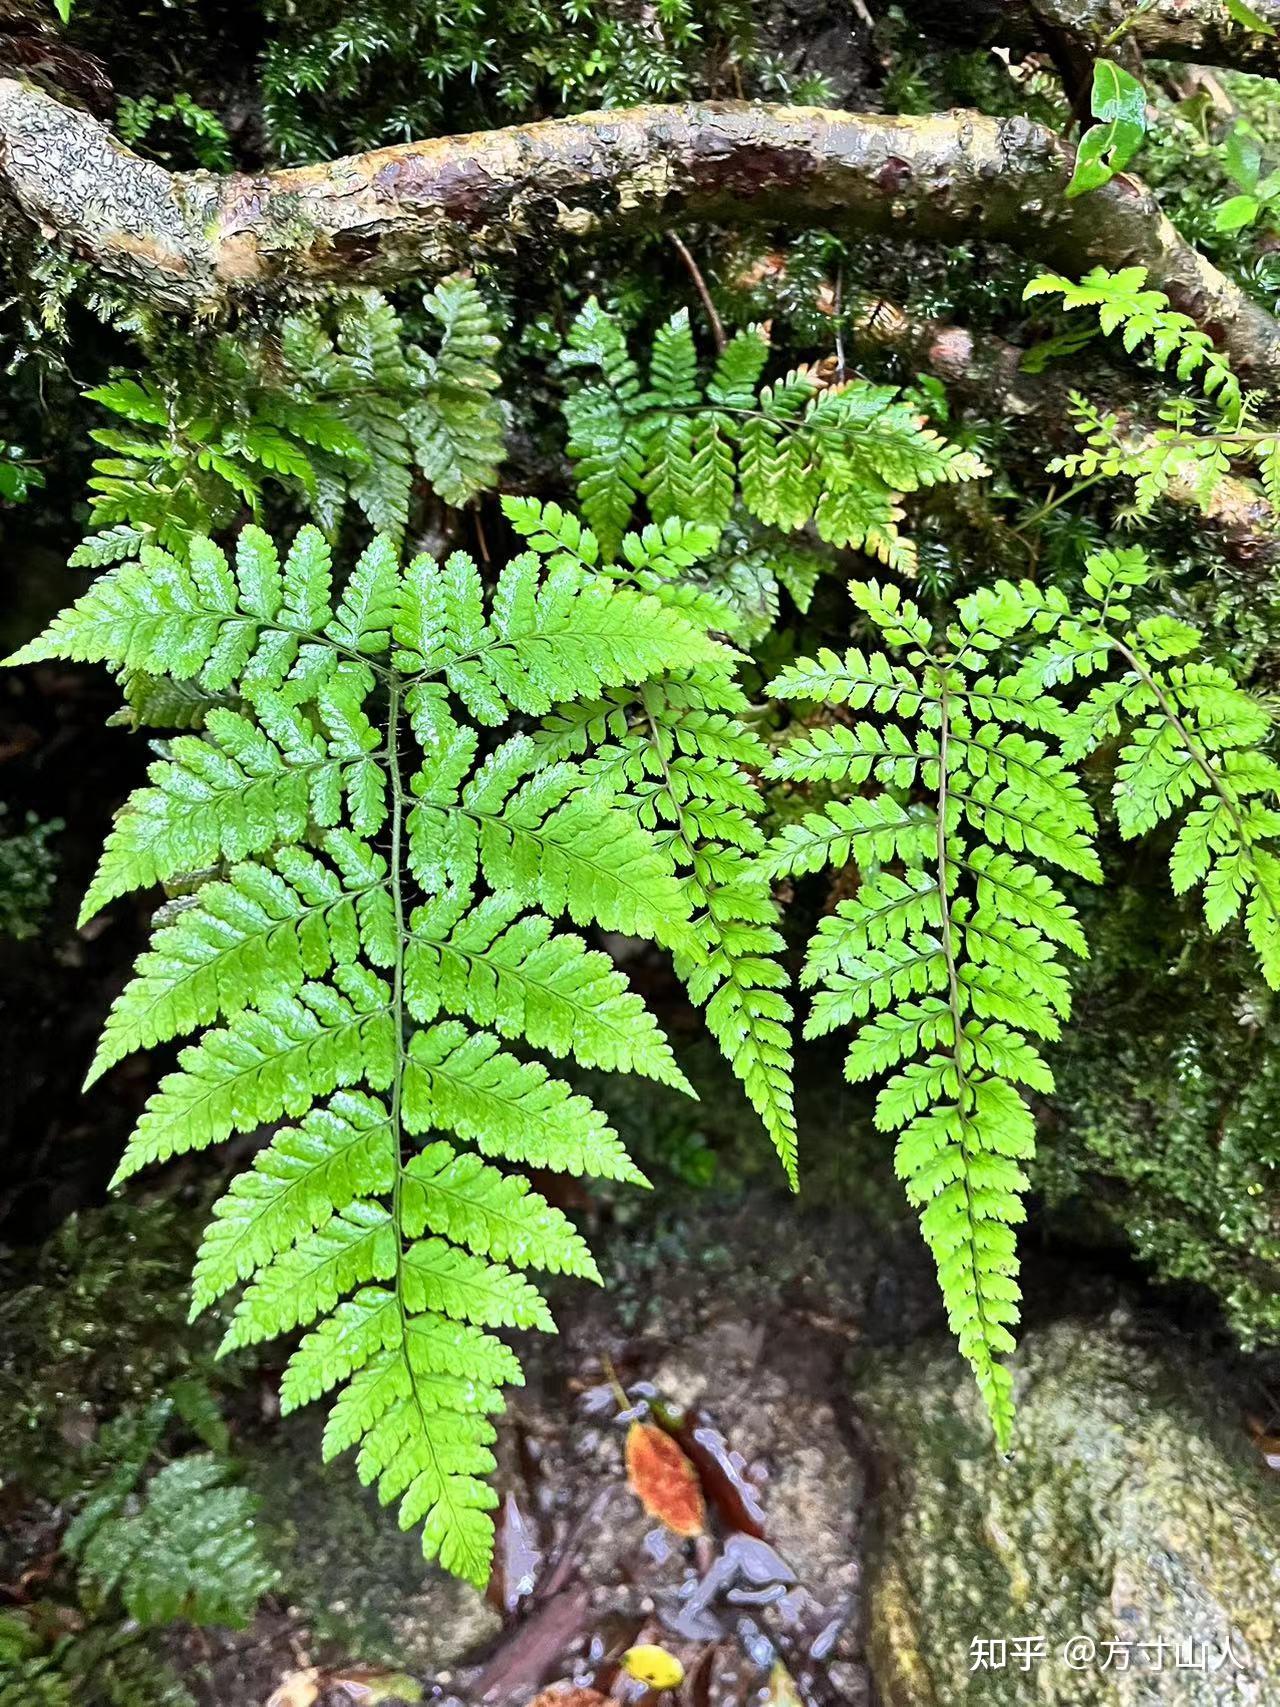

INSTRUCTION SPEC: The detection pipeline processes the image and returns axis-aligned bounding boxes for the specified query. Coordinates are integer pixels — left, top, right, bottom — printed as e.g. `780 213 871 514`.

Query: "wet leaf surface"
625 1421 706 1539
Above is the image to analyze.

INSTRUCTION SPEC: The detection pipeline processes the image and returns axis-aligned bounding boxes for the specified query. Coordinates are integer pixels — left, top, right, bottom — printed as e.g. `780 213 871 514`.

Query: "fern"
561 301 987 569
1025 267 1242 418
1019 544 1280 986
6 517 735 1587
507 497 799 1184
74 282 504 559
764 577 1098 1445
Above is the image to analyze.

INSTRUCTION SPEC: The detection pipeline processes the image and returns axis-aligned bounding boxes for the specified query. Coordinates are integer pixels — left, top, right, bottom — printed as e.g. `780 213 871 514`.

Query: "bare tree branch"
3 78 1280 390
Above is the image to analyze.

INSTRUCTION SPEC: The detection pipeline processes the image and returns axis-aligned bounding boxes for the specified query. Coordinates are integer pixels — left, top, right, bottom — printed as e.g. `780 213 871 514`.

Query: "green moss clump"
1038 880 1280 1347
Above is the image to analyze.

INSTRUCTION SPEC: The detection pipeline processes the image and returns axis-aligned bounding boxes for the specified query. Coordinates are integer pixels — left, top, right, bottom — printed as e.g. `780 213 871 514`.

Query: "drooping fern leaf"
506 497 799 1186
764 578 1099 1445
1019 544 1280 986
6 519 735 1586
561 300 987 569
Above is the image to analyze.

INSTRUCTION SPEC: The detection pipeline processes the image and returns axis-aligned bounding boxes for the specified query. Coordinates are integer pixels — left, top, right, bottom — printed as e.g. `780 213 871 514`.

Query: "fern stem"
385 679 439 1463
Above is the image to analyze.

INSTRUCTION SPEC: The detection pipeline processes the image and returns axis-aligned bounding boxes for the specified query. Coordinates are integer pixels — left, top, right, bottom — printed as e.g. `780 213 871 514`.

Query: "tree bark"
906 0 1280 77
3 78 1280 389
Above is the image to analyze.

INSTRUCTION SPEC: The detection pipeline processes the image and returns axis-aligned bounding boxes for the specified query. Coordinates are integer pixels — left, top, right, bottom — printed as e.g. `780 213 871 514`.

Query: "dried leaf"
265 1671 321 1707
765 1662 803 1704
625 1420 706 1537
622 1644 686 1689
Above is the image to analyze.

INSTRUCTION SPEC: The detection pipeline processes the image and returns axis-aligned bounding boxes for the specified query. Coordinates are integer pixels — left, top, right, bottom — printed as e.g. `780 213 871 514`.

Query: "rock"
858 1313 1280 1705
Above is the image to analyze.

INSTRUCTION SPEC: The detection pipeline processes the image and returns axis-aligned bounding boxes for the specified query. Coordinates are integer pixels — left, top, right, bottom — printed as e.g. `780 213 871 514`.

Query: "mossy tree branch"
4 78 1280 387
906 0 1280 77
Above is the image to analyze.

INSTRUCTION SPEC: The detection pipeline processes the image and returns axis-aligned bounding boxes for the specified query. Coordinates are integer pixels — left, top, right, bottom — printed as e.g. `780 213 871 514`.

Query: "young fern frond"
764 578 1098 1445
1020 544 1280 986
1025 267 1242 418
72 282 505 561
561 300 987 571
504 497 799 1185
6 519 734 1587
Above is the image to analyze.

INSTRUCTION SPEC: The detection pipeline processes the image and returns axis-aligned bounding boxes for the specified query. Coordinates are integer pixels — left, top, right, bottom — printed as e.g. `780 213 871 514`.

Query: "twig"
669 232 727 354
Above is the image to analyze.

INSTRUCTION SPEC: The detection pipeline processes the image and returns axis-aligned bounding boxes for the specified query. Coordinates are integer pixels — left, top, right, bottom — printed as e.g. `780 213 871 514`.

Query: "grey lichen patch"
0 77 220 312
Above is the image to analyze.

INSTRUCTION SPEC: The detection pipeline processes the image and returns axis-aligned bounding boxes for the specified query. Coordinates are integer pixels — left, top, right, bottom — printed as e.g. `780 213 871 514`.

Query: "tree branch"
906 0 1280 77
3 78 1280 390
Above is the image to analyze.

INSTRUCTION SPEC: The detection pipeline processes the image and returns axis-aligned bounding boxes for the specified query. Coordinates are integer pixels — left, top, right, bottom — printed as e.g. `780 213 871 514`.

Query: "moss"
1037 878 1280 1347
860 1314 1280 1706
0 1200 223 1495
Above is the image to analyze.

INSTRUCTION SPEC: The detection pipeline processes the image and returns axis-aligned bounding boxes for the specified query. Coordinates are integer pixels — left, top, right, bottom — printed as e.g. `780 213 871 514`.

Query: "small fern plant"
64 1396 275 1629
6 517 743 1586
1022 266 1280 522
561 300 987 572
1019 544 1280 984
74 280 504 566
763 578 1100 1444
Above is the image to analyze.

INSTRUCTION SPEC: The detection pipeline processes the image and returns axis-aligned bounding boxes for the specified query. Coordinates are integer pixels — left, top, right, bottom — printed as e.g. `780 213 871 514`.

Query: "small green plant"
0 807 61 940
75 281 504 563
1021 267 1280 522
1067 60 1148 199
116 93 233 171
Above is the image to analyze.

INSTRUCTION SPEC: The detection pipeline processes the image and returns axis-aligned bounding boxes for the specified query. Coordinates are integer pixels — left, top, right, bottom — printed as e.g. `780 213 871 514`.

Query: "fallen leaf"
526 1691 608 1707
265 1670 321 1707
621 1644 686 1690
625 1421 705 1537
765 1661 803 1704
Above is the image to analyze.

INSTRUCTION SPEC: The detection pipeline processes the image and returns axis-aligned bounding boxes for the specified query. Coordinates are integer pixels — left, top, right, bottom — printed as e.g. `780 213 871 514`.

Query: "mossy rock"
859 1314 1280 1706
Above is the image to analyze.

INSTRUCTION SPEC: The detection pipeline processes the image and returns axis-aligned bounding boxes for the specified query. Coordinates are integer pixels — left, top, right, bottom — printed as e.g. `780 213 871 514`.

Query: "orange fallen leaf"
625 1419 705 1537
526 1691 608 1707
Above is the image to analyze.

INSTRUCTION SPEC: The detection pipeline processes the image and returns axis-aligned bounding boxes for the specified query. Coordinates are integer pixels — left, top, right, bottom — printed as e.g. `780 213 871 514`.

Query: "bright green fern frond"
13 516 729 1588
765 575 1100 1446
507 493 798 1185
1034 543 1280 986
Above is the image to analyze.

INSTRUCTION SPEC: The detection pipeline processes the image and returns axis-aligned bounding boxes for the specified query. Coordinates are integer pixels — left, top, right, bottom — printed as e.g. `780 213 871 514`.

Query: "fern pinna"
7 519 743 1585
504 497 798 1184
764 580 1100 1445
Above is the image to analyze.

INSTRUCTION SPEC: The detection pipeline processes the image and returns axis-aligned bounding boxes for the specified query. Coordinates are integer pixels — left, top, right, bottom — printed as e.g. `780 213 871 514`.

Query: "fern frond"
1033 543 1280 986
509 495 798 1185
560 302 985 570
765 574 1099 1446
13 516 727 1588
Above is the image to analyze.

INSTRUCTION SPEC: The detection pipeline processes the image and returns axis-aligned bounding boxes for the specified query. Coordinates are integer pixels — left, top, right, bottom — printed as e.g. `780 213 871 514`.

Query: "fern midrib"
932 661 1003 1394
1109 635 1256 853
385 676 451 1512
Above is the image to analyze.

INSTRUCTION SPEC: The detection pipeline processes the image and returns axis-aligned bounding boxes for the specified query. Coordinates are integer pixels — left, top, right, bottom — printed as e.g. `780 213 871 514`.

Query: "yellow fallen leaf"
621 1644 685 1690
265 1671 321 1707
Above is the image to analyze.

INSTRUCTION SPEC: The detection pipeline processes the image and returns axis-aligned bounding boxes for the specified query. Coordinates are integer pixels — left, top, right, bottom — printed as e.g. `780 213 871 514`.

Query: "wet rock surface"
858 1311 1280 1707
